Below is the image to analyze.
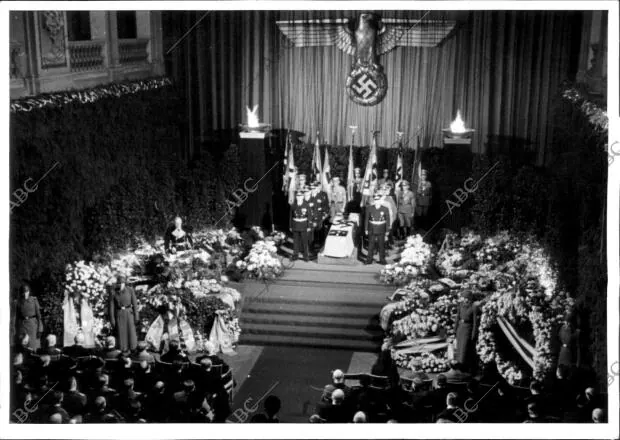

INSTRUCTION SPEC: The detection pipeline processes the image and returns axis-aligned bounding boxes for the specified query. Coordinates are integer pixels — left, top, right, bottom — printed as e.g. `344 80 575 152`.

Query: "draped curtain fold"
167 10 579 163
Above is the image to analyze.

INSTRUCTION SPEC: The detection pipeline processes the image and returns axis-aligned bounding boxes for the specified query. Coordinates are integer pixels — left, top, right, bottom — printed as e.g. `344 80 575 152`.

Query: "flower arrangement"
57 226 287 345
380 235 432 285
63 261 110 299
238 239 283 280
473 231 521 269
383 228 572 380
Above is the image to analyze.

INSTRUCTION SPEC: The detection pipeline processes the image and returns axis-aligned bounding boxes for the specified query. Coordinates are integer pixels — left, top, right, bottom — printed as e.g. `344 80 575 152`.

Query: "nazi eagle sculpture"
276 13 456 106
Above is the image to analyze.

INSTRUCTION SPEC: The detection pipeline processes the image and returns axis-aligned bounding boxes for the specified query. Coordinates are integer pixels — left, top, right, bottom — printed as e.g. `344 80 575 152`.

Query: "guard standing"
396 180 415 239
365 193 391 265
312 183 329 248
303 186 315 251
290 190 310 261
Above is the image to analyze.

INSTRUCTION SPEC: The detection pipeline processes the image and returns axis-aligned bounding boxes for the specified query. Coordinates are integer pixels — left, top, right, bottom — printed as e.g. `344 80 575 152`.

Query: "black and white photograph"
2 1 618 438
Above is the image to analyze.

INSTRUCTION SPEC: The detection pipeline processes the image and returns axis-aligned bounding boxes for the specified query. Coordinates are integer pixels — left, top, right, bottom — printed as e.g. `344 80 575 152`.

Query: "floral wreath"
477 285 573 385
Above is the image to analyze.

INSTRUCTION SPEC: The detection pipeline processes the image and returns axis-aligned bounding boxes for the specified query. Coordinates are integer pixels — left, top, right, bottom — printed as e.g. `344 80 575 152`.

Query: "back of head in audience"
332 369 344 384
264 395 281 418
309 414 325 423
49 413 63 423
95 396 107 411
446 392 458 407
74 333 85 346
200 357 213 371
331 389 345 405
436 374 447 388
353 411 367 423
592 408 605 423
322 384 335 401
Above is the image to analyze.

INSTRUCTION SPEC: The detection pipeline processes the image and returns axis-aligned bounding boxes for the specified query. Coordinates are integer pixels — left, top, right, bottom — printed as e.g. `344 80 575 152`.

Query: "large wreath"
477 285 573 385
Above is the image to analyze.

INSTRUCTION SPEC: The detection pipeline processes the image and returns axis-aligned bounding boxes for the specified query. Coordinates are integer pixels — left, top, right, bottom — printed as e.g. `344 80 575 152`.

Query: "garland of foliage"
10 77 173 113
561 86 608 134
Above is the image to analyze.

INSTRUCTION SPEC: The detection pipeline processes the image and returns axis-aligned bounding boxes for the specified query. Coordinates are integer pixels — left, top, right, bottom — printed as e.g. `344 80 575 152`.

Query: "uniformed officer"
416 169 432 229
303 186 316 251
365 193 391 265
396 180 415 239
312 182 329 248
290 190 310 261
378 169 393 188
330 176 347 219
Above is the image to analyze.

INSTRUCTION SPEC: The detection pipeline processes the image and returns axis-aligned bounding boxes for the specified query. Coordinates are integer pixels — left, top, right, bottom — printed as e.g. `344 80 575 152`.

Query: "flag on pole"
395 148 404 190
282 132 291 192
347 144 355 201
312 132 323 184
360 131 378 207
321 146 332 201
287 142 297 205
411 134 422 195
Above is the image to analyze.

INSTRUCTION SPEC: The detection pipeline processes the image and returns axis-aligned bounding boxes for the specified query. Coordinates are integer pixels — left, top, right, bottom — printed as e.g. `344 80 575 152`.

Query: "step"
242 281 391 301
240 313 382 331
279 269 384 285
241 323 383 341
241 303 382 320
239 333 381 352
243 296 386 311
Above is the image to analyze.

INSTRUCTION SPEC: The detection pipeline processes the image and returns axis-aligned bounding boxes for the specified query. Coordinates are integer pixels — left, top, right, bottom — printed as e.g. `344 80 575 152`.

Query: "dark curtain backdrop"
164 10 581 164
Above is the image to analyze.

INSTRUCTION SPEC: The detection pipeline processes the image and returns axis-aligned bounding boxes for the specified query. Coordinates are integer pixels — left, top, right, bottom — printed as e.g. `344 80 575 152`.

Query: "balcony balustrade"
69 40 105 72
119 38 149 64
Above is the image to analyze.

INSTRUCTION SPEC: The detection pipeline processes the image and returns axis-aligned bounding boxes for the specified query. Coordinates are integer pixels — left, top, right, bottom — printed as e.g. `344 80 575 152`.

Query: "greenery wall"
9 82 241 338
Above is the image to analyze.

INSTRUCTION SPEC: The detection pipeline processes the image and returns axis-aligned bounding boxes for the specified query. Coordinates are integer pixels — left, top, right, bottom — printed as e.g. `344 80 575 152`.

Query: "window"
67 11 91 41
117 11 137 39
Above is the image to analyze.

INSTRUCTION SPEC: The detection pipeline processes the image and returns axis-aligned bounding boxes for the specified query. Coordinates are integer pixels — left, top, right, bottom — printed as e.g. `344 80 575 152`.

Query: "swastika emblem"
352 74 378 99
346 65 387 106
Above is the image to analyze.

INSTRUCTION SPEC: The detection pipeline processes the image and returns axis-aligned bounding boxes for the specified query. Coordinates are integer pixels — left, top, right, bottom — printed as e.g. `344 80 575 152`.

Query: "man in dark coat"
290 190 311 261
63 376 88 419
109 276 139 351
365 193 391 264
454 291 479 373
12 284 43 350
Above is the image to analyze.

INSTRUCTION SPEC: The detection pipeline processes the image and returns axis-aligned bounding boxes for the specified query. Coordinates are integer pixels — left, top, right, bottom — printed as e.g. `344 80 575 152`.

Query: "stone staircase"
238 262 395 352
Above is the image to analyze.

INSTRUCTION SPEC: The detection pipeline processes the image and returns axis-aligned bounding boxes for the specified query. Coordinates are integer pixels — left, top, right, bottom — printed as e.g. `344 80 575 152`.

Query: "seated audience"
134 341 156 363
160 340 187 364
352 411 367 423
250 395 282 423
100 336 122 360
63 376 88 418
591 408 606 423
331 369 351 398
321 388 352 423
41 391 71 423
38 334 62 356
143 381 171 422
63 333 92 358
435 392 464 423
134 360 159 394
316 384 336 419
523 401 545 423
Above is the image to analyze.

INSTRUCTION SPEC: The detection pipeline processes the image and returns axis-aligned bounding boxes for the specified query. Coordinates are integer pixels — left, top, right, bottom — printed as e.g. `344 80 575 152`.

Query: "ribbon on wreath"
145 313 196 353
497 316 535 370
